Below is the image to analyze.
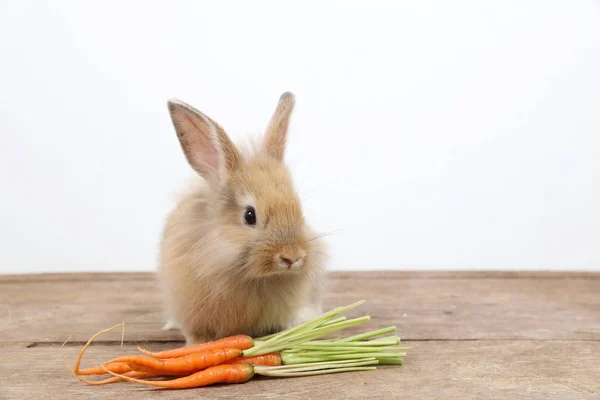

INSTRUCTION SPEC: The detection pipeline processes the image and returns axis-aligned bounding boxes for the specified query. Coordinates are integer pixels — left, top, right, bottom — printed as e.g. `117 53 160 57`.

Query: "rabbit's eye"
244 206 257 226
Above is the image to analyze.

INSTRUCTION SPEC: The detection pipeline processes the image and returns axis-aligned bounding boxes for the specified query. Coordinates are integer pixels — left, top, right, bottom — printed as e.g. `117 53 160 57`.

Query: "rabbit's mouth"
234 237 313 278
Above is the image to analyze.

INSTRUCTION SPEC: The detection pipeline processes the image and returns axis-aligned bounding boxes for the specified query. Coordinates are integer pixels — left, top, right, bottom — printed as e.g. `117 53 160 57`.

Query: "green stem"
254 316 348 342
269 317 371 351
282 344 410 353
244 316 370 356
260 357 377 370
321 316 347 326
253 317 334 343
283 350 366 359
336 326 397 342
254 300 365 346
282 352 406 364
254 358 379 376
272 300 364 341
257 366 377 377
290 340 404 350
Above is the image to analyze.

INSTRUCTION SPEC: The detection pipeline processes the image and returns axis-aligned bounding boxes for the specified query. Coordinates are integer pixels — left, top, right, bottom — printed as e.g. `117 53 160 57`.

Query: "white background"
1 1 599 274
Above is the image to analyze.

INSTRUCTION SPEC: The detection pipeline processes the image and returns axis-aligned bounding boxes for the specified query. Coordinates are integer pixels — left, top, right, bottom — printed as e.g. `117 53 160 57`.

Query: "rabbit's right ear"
168 99 241 185
263 92 295 162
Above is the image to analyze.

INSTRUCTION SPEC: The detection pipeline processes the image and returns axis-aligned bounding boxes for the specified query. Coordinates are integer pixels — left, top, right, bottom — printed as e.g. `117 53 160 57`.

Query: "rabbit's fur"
158 92 327 345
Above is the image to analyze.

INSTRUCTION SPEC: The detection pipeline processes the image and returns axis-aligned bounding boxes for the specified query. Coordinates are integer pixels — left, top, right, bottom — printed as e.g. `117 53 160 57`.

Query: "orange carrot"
63 323 181 384
77 362 132 376
229 352 282 366
79 361 183 378
101 363 254 389
109 348 243 375
137 334 254 359
125 361 187 376
82 351 279 377
67 323 126 386
81 370 154 386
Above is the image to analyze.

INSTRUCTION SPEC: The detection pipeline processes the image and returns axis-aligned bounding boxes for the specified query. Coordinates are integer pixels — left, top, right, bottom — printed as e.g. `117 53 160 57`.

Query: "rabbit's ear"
168 99 240 184
263 92 295 161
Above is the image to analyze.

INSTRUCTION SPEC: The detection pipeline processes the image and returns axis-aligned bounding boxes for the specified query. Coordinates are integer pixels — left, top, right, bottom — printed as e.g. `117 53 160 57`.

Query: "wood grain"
0 272 598 343
1 340 598 400
0 271 598 399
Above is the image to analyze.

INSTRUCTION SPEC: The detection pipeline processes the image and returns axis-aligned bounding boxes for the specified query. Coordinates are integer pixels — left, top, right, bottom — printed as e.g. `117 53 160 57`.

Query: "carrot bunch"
65 300 409 389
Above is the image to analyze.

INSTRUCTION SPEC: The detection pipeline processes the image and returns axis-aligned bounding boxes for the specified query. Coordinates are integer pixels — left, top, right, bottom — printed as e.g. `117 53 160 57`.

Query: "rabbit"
158 92 327 345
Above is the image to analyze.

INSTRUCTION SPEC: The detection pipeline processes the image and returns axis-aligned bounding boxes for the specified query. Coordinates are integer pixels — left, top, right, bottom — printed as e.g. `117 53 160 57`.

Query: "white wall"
1 1 599 274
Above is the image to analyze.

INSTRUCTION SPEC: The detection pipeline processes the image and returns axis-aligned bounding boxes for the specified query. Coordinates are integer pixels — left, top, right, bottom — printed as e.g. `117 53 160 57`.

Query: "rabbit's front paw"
162 319 180 331
290 305 322 327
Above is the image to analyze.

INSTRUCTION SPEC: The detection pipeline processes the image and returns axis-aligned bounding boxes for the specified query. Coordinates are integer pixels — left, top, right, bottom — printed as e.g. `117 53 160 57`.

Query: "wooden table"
1 271 598 399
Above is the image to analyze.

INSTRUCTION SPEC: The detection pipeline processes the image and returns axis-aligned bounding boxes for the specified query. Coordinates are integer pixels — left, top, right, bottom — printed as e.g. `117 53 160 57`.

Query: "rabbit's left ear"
167 99 241 185
263 92 295 161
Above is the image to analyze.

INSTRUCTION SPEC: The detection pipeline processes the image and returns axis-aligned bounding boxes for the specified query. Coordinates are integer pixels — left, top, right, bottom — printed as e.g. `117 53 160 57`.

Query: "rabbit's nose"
277 248 306 269
279 256 296 267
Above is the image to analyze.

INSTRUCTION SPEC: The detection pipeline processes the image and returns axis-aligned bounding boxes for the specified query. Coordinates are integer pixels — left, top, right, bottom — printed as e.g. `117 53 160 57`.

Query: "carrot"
79 361 184 377
229 352 282 366
125 361 186 376
81 370 154 386
109 348 243 375
62 323 178 384
101 363 254 389
77 362 132 376
67 323 125 385
137 334 254 359
101 359 380 389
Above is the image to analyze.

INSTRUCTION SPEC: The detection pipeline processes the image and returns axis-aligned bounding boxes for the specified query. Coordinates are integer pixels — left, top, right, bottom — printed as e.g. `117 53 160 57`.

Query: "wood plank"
0 272 598 343
2 270 599 283
1 340 598 400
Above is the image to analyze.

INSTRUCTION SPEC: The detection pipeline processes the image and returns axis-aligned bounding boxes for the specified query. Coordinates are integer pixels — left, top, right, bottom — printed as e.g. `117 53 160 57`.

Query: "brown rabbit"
158 92 327 345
